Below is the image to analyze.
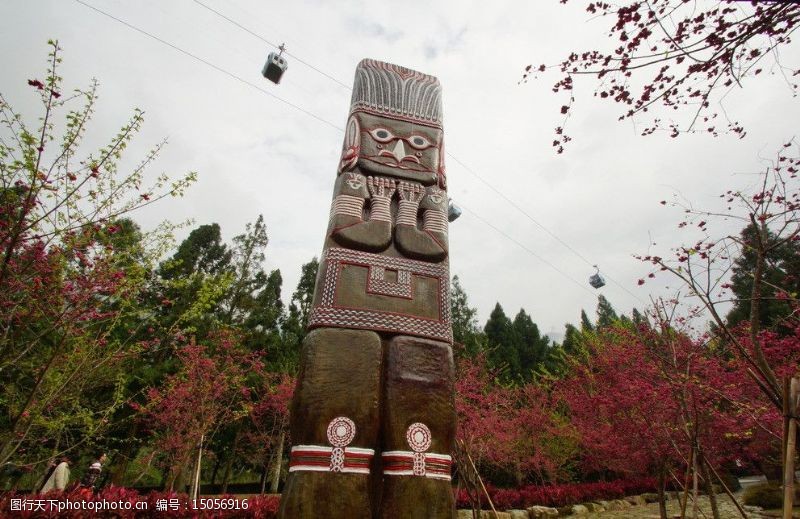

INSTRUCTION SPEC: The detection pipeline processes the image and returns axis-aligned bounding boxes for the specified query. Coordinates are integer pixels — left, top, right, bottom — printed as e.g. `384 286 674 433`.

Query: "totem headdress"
349 59 443 129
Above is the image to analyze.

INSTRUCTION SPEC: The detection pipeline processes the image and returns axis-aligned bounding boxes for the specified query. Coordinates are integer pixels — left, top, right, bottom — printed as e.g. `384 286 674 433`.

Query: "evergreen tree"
562 323 582 357
291 258 319 331
512 309 550 380
245 270 284 339
156 223 233 339
279 258 319 373
484 303 519 382
632 308 650 330
580 309 594 332
725 223 800 333
450 276 485 357
245 269 285 364
221 215 270 326
596 295 619 329
161 223 231 280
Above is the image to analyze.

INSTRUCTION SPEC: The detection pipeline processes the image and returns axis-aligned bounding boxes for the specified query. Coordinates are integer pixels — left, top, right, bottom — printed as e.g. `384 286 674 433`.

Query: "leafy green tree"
156 223 233 341
221 215 270 326
450 275 485 357
0 41 194 471
277 258 319 373
291 257 318 331
561 323 582 357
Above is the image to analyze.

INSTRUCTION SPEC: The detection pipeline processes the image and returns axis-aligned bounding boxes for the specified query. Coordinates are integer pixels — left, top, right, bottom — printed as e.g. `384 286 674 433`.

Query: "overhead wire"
185 1 646 305
446 154 646 303
191 0 352 91
73 0 344 133
73 0 645 305
458 203 599 297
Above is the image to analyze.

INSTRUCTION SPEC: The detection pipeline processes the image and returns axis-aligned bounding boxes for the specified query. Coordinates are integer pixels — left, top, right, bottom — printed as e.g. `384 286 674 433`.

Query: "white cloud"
2 0 798 336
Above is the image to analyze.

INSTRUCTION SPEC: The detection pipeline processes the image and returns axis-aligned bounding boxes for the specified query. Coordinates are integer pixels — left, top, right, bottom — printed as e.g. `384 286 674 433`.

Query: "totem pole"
277 59 455 519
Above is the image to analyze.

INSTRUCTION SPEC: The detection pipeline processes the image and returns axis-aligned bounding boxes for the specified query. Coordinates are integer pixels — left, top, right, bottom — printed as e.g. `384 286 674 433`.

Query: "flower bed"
455 478 661 510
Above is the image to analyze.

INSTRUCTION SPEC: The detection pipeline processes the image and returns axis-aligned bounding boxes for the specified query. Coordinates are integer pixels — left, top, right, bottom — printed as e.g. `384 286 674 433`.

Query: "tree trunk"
270 430 285 493
0 347 61 466
784 376 798 519
168 451 192 492
111 422 140 485
210 457 221 486
191 435 203 500
32 462 53 494
693 454 699 519
680 447 694 519
749 221 781 398
658 464 668 519
259 457 269 495
699 451 720 519
220 428 240 495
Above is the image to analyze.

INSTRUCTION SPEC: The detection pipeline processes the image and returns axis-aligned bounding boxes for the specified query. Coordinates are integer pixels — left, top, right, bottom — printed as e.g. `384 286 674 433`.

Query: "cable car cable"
447 154 645 303
74 0 644 305
457 204 599 297
188 1 645 303
192 0 352 91
74 0 344 133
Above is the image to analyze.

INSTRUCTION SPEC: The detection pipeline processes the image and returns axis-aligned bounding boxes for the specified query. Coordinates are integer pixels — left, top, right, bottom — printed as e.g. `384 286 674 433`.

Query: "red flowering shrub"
143 330 265 490
455 354 577 484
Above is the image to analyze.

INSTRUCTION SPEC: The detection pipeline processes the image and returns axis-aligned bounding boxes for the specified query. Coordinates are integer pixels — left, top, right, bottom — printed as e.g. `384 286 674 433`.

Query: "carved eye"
429 194 443 204
407 135 432 150
346 179 363 190
369 128 395 143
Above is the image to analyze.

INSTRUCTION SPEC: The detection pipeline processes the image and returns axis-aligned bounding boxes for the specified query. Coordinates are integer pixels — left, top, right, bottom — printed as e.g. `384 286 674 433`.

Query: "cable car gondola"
448 198 462 222
589 265 605 289
262 43 288 84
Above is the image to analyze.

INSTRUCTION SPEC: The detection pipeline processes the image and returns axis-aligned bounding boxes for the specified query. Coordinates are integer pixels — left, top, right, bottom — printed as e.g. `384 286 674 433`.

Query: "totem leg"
278 328 382 519
379 336 457 519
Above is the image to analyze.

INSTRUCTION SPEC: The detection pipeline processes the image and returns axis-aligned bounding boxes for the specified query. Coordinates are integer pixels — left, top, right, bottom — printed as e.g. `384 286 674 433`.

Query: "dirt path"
587 494 798 519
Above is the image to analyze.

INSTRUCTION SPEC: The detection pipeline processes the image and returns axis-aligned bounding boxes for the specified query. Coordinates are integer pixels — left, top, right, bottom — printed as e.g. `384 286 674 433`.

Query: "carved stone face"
350 112 442 186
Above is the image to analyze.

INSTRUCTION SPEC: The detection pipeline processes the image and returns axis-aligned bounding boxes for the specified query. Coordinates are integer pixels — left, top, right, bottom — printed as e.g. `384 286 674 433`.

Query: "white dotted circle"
406 422 432 453
327 416 356 447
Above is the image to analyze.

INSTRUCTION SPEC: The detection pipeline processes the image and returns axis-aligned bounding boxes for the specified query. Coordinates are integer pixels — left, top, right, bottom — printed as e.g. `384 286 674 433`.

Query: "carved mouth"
377 150 421 165
364 156 431 173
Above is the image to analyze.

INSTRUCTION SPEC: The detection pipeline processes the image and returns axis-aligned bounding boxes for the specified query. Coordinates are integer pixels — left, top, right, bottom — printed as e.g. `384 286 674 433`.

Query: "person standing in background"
80 453 107 491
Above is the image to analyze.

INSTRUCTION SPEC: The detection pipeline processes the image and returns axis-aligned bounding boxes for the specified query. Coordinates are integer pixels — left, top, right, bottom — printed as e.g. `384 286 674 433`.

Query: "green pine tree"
725 223 800 333
484 303 519 382
450 276 485 357
512 309 550 380
595 295 619 329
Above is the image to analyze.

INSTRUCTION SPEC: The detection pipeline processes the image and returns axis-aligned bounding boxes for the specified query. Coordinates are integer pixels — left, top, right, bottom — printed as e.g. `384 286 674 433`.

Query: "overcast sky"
2 0 799 339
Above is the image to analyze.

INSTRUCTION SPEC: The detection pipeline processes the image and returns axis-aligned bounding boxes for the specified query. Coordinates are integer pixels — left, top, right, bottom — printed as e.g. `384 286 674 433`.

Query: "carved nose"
389 140 407 161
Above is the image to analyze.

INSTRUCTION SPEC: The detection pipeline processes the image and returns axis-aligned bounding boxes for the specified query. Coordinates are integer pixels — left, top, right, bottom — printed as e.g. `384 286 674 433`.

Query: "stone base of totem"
277 328 456 519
